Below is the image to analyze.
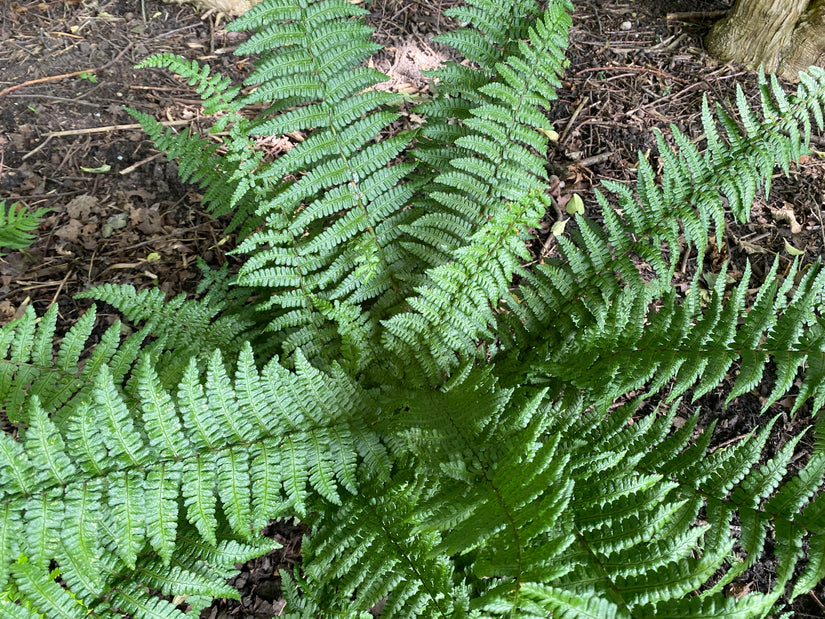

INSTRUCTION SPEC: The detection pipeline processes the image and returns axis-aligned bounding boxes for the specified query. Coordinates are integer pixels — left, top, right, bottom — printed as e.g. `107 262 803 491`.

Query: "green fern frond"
508 67 825 323
409 2 571 234
7 0 825 616
0 202 47 256
340 370 815 616
77 283 255 390
498 67 825 414
436 0 545 72
0 304 152 424
136 53 241 115
190 0 426 364
296 476 465 618
382 190 546 380
0 338 378 617
126 53 262 236
376 3 574 380
526 255 825 418
414 0 552 176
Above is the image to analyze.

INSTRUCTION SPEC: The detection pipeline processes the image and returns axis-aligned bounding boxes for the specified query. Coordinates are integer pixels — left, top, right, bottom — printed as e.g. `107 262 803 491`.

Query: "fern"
3 0 825 617
0 201 47 255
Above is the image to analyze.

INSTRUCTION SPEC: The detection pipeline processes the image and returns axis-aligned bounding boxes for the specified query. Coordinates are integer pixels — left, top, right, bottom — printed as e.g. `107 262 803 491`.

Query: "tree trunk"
706 0 825 81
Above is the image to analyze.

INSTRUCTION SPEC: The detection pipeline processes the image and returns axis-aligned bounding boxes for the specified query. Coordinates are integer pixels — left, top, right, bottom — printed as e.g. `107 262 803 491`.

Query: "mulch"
2 0 825 616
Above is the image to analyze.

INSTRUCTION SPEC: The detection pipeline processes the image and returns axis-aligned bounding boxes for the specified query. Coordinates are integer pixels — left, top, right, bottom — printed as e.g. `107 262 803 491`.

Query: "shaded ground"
2 0 825 616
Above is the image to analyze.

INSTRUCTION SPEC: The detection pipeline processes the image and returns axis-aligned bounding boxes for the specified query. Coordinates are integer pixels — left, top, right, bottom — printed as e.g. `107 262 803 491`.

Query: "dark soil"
2 0 825 616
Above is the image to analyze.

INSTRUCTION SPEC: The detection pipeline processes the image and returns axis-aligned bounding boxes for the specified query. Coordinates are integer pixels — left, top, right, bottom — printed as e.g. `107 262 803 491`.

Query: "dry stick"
22 120 193 161
39 121 191 138
559 98 587 145
576 66 691 85
87 247 98 285
573 151 613 168
666 10 729 22
709 432 751 453
119 221 218 252
653 32 689 52
812 196 825 250
540 231 558 258
810 590 825 613
6 94 102 108
680 246 691 275
119 152 165 175
48 269 74 310
0 42 133 98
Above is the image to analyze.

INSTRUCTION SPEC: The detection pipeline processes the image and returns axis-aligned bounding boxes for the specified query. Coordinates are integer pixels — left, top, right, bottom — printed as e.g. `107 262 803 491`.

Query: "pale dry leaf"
770 204 803 234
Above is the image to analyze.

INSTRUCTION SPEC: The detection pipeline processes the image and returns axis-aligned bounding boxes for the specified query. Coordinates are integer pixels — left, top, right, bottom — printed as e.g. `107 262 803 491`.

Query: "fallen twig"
48 269 74 310
666 10 729 22
559 98 588 145
0 43 133 98
572 151 614 168
576 65 690 85
119 152 165 175
23 120 193 161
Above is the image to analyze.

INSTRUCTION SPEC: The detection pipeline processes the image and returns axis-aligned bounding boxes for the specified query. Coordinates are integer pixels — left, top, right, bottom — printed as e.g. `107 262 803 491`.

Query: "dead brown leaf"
130 207 164 235
55 219 82 243
65 194 99 220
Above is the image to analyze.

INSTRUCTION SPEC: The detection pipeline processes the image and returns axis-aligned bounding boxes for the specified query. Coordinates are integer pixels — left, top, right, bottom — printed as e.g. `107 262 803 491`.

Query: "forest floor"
2 0 825 616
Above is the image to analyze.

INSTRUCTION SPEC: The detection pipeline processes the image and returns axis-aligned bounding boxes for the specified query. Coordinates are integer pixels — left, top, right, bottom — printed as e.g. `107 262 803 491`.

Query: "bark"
783 0 825 78
706 0 825 81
